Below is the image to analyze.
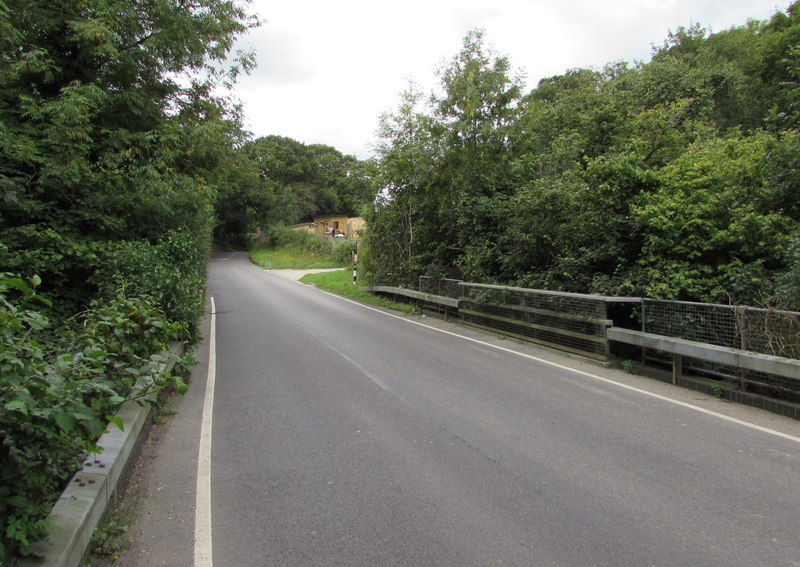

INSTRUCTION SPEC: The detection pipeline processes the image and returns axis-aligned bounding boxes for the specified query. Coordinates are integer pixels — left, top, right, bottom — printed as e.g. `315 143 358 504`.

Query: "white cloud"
244 28 316 84
231 0 787 159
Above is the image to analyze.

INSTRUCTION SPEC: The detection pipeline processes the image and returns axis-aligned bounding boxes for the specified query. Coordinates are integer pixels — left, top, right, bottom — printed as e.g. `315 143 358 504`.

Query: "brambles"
0 276 188 563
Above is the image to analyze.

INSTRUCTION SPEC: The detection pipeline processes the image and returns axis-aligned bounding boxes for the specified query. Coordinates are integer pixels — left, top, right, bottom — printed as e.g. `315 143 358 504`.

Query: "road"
115 251 800 567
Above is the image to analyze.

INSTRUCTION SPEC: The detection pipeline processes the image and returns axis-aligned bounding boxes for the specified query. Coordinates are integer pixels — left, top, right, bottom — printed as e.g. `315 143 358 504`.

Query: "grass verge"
249 244 343 269
300 270 420 314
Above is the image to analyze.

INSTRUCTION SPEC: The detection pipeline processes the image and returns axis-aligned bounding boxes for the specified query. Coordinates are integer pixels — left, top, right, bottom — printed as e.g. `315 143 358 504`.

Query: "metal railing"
457 283 640 362
365 277 800 416
374 278 800 400
642 299 800 397
418 276 463 299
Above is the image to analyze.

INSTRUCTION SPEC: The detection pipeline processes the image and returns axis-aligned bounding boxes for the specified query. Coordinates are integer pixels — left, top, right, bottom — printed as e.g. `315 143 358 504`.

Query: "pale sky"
231 0 785 159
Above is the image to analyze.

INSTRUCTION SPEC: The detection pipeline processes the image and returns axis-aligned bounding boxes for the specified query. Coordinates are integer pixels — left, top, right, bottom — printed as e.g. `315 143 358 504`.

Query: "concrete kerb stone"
19 342 185 567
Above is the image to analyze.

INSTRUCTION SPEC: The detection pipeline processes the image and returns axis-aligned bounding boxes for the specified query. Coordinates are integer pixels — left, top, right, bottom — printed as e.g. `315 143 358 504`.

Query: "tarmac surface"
103 253 800 567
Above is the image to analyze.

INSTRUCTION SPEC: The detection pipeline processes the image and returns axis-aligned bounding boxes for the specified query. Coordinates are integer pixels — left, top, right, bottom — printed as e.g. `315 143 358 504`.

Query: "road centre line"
318 290 800 446
194 296 216 567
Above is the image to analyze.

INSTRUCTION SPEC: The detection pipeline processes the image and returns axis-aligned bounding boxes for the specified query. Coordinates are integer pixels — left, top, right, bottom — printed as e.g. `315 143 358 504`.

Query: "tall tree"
432 29 524 281
365 84 437 283
0 0 257 316
367 29 525 284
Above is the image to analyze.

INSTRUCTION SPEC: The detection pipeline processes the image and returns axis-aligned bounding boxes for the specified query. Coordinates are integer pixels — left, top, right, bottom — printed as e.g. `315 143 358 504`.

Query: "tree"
226 135 373 237
363 84 434 284
368 5 800 307
0 0 257 317
433 29 525 281
367 30 525 284
632 130 798 303
0 1 258 559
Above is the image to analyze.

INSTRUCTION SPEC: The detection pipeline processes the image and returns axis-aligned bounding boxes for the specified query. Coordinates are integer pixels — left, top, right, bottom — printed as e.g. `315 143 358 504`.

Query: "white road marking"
321 291 800 446
194 297 217 567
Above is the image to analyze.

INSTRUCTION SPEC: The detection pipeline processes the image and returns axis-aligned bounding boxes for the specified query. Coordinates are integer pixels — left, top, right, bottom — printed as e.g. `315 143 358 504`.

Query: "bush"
0 276 187 564
334 240 357 265
89 229 210 342
264 224 330 254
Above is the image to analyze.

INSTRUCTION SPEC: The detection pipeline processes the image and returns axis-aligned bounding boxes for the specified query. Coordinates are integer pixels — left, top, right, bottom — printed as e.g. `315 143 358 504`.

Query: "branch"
119 30 156 52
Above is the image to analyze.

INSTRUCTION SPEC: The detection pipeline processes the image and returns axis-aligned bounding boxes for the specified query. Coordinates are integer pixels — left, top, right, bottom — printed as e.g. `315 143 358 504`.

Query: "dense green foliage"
214 135 374 246
0 0 256 324
0 0 255 561
2 0 798 559
0 276 187 562
364 8 800 310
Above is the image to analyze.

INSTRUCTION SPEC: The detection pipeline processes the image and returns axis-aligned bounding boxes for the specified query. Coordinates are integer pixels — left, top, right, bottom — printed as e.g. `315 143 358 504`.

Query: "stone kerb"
20 342 184 567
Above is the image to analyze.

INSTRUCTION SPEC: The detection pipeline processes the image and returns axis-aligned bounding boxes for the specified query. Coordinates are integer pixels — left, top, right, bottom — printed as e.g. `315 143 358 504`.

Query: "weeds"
621 359 641 375
84 505 135 566
0 276 188 563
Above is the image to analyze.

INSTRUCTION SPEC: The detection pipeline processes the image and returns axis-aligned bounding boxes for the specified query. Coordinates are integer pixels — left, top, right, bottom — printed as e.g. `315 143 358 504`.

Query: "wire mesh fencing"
418 276 463 298
410 278 799 401
457 283 635 361
643 299 800 398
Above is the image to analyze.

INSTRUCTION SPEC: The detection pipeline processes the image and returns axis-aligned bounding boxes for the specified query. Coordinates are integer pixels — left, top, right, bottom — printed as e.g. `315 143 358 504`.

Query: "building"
292 215 365 240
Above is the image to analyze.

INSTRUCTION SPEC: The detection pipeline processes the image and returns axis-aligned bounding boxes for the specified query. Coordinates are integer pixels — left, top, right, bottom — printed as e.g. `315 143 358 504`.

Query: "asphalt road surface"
115 251 800 567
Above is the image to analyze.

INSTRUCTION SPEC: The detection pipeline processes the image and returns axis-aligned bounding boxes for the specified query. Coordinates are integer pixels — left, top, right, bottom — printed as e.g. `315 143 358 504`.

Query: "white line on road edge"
323 292 800 446
195 296 217 567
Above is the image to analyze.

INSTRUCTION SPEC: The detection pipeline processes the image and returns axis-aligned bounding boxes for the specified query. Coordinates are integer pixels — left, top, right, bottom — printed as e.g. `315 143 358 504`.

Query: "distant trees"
214 135 374 245
364 3 800 310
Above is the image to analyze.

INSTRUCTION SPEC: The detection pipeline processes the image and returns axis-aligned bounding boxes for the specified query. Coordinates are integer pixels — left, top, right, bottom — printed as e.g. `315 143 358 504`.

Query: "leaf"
1 277 32 294
107 395 126 406
106 415 125 431
4 400 29 414
54 412 76 432
22 311 48 331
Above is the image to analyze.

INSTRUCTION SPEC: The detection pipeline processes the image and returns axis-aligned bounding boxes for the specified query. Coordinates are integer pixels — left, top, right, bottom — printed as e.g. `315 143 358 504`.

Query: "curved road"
118 252 800 567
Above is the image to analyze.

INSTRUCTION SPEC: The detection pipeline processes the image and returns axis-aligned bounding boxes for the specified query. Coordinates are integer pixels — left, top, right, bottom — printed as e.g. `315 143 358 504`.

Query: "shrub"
0 276 187 564
262 224 357 267
264 224 330 254
89 229 210 342
334 240 357 265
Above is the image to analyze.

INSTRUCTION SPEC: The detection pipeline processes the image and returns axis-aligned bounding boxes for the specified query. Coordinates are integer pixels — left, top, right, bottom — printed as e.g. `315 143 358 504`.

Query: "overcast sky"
231 0 786 159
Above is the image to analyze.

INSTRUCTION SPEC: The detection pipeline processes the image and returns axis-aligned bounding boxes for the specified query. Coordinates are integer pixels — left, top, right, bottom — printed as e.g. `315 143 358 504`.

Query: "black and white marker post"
352 251 358 285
